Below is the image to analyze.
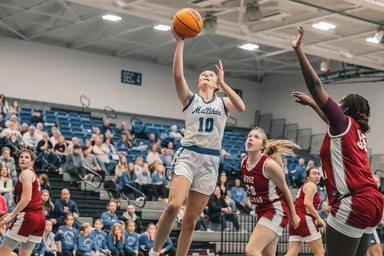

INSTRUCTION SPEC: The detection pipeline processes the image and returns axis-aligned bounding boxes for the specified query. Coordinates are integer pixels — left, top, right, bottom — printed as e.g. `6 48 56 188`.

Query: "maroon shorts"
257 200 290 236
7 211 46 243
328 188 384 238
289 214 321 242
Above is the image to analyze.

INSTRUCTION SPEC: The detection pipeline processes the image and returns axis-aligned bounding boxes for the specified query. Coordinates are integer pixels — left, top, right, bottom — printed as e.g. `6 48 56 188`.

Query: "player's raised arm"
171 26 193 108
215 60 245 113
291 91 329 125
292 26 329 108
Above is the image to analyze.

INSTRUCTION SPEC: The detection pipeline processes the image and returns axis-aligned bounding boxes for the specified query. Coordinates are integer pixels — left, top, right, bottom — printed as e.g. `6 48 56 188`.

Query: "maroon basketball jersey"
295 182 320 216
320 117 377 205
241 154 284 215
15 169 42 212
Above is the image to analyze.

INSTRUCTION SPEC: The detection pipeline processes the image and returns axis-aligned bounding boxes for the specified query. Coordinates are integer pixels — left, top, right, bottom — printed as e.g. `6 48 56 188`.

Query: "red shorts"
257 200 289 236
328 188 384 238
7 211 46 243
289 214 321 243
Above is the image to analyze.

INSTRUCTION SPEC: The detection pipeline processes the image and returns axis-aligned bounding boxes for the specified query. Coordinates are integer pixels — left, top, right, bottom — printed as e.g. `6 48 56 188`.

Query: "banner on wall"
121 70 142 86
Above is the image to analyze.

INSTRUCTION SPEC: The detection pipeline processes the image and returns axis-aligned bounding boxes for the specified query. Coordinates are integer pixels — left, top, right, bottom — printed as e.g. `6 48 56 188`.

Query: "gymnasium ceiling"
1 0 384 81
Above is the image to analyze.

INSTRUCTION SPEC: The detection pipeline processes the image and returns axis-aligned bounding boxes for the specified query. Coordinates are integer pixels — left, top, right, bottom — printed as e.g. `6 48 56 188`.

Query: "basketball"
172 8 203 39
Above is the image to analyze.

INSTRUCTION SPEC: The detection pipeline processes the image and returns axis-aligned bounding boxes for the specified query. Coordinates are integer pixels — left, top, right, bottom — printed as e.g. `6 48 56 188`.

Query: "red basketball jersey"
320 117 377 205
15 169 42 212
241 154 284 215
295 182 321 216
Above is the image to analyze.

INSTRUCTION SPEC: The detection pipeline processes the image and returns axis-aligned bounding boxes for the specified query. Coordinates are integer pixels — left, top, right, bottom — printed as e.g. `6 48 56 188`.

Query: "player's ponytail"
263 139 301 167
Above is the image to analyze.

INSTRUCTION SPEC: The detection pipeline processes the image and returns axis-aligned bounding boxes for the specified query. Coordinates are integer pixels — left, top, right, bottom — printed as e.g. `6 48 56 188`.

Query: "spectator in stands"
151 164 168 201
31 237 46 256
115 155 127 183
0 94 8 116
177 196 211 232
282 158 292 186
230 179 252 214
217 173 237 213
0 166 14 207
54 213 78 256
0 121 22 152
139 224 156 256
294 158 306 187
119 121 129 135
116 134 129 152
121 204 143 234
92 219 111 256
22 125 40 150
101 200 123 232
306 160 315 170
43 220 61 256
318 201 329 220
41 189 56 224
161 147 174 167
54 135 68 163
50 129 60 147
75 223 99 256
9 101 19 116
146 144 162 167
126 132 135 148
169 125 182 139
0 147 17 184
103 137 119 160
0 115 5 131
37 132 62 172
208 186 241 231
54 188 82 229
19 122 28 135
35 122 44 140
31 109 43 123
134 156 144 173
0 194 7 217
138 163 158 201
7 113 19 126
67 137 79 153
124 220 143 256
93 137 118 174
93 127 102 138
64 145 88 185
155 139 162 154
107 223 125 256
82 146 105 181
39 174 53 197
101 119 112 135
119 162 141 199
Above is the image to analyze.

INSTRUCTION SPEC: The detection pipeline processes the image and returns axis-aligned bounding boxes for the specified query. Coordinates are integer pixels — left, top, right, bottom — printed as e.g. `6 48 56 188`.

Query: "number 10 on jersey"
198 117 214 132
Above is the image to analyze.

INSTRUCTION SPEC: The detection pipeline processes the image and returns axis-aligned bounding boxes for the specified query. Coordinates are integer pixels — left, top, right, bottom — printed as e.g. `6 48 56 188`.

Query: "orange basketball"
172 8 203 39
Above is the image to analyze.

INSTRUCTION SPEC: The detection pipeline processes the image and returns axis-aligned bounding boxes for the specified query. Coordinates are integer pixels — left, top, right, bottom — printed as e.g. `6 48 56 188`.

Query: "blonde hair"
252 127 301 166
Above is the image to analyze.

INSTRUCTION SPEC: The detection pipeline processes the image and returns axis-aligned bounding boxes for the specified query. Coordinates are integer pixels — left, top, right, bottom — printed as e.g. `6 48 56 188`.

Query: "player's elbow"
237 104 245 112
303 200 311 208
22 195 32 202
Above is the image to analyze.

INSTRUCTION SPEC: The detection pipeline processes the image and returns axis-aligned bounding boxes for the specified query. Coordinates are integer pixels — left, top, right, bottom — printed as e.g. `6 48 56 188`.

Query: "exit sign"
121 70 142 86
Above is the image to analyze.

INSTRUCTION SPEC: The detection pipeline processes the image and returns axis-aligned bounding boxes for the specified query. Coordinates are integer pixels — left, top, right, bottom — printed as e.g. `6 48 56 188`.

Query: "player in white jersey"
150 27 245 256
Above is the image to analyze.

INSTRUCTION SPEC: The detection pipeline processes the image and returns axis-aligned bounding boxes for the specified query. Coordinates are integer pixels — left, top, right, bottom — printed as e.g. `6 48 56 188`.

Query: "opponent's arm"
10 170 34 218
216 61 245 113
172 26 193 108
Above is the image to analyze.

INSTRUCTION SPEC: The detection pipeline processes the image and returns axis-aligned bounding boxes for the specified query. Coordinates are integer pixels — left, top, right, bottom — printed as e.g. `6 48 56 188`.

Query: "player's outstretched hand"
171 25 185 43
291 214 301 229
292 25 304 49
215 60 225 85
291 91 313 106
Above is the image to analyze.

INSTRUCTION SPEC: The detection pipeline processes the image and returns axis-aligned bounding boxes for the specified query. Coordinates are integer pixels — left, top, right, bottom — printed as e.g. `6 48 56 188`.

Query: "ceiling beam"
26 12 103 40
65 0 384 71
56 0 80 21
72 24 154 49
0 20 26 39
0 1 74 21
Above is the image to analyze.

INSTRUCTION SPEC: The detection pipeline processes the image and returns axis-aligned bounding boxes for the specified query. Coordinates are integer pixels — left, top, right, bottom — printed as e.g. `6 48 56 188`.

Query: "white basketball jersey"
181 94 228 150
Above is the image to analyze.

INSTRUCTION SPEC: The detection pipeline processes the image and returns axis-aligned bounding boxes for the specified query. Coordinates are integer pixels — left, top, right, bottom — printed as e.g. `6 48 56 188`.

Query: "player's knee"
312 246 325 256
245 244 261 256
164 202 181 219
181 216 199 231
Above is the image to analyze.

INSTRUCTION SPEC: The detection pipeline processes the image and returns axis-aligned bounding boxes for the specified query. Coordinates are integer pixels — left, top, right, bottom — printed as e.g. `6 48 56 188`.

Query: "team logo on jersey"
192 106 222 116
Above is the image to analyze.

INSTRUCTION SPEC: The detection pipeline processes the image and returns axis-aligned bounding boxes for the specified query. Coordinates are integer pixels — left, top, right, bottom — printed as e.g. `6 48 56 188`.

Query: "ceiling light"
154 25 170 31
366 36 379 44
102 14 122 21
244 4 263 22
239 43 259 51
203 15 217 35
312 22 336 31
